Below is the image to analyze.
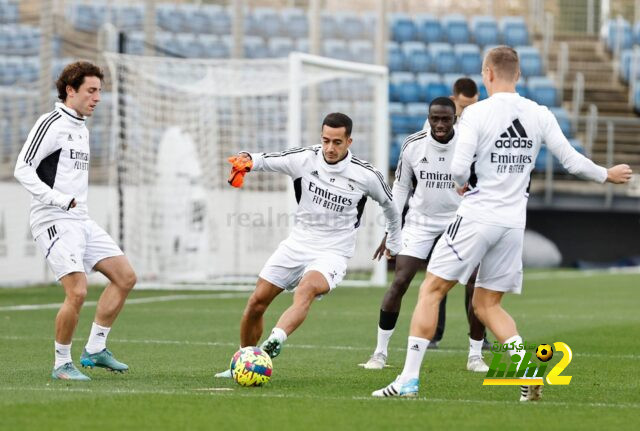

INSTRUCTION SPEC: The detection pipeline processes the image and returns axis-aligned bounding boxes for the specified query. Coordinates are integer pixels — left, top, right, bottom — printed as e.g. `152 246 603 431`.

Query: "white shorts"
259 237 348 291
398 223 443 260
427 216 524 294
34 219 124 280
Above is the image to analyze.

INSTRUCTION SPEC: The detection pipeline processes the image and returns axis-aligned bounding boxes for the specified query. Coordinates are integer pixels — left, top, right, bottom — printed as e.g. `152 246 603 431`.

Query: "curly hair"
55 61 104 101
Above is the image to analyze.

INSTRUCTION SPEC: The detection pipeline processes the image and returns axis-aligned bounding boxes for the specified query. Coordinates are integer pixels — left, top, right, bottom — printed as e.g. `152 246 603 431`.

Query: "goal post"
104 52 390 290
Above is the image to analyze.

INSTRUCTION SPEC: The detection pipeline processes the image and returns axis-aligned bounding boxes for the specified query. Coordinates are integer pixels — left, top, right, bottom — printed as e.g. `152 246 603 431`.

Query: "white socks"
374 327 395 356
504 334 526 376
85 322 111 354
268 327 287 344
54 342 72 369
469 337 484 358
399 336 430 383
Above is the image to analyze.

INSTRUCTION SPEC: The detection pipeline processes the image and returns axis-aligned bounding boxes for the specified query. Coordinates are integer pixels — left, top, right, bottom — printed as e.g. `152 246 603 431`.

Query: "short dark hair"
322 112 353 136
452 78 478 98
56 61 104 101
429 96 456 113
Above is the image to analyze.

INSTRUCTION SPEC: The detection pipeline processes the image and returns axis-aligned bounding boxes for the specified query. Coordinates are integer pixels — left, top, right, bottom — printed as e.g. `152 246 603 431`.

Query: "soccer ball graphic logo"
536 344 553 362
230 346 273 387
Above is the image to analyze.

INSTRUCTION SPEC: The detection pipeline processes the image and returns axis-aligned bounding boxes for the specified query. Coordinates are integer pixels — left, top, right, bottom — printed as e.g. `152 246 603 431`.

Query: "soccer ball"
230 346 273 387
536 344 553 362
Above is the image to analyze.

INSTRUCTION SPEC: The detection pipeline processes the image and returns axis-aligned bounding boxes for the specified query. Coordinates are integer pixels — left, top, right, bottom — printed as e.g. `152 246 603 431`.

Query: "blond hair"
484 46 520 82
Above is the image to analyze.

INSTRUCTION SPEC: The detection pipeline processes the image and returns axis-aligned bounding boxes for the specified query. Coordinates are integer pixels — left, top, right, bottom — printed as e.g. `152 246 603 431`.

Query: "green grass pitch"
1 270 638 430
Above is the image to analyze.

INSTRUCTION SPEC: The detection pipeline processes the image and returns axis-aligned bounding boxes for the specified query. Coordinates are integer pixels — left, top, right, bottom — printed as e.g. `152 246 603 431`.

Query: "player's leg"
431 293 447 348
81 254 136 372
52 272 92 380
465 267 489 372
364 254 424 369
240 277 284 347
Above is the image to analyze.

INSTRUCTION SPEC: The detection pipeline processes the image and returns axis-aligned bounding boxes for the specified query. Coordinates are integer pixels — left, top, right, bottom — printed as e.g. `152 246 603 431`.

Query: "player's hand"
227 153 254 188
456 182 469 196
372 233 388 261
606 164 633 184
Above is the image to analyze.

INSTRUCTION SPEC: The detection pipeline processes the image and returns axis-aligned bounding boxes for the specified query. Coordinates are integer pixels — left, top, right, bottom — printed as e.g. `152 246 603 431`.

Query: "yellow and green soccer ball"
230 346 273 387
536 344 553 362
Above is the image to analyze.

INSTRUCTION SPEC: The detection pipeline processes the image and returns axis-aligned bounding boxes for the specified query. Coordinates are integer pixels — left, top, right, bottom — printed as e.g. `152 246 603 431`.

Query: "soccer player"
423 77 479 128
215 113 402 377
14 61 136 380
362 97 488 373
372 46 632 400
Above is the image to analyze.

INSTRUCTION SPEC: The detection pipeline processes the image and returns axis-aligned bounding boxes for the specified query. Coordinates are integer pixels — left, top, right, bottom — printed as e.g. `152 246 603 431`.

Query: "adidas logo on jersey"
420 157 428 163
495 118 532 149
311 170 319 177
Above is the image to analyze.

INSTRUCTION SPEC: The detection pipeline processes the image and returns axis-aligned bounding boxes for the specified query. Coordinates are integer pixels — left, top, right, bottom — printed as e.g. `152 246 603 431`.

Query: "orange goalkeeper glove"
227 155 253 188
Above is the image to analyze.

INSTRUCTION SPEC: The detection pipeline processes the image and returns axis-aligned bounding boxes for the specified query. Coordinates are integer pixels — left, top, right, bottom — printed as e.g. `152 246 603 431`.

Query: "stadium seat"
387 41 406 72
516 46 543 77
406 102 428 132
390 134 407 169
454 44 482 75
550 106 573 138
402 41 430 73
415 14 442 44
442 14 470 44
125 32 145 55
0 2 19 24
157 4 186 33
321 12 339 39
501 16 530 46
390 102 409 135
252 8 283 38
390 72 418 103
516 76 528 98
336 12 366 40
471 16 499 46
417 73 447 103
361 12 377 41
268 37 295 58
603 19 633 52
244 36 268 58
391 14 417 43
210 6 232 35
176 33 204 58
295 38 310 53
428 43 458 74
323 39 350 61
115 4 143 32
442 73 462 92
281 8 308 38
200 35 230 58
350 39 374 63
72 3 106 32
528 76 558 107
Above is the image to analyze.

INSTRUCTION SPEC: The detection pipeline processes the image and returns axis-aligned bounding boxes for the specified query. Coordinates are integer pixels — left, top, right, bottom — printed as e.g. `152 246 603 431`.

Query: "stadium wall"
527 209 640 267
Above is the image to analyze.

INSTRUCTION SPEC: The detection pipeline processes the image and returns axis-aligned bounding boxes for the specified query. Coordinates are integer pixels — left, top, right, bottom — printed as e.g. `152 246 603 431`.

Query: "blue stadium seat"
115 4 143 32
528 77 558 107
391 14 417 43
549 106 573 138
361 12 377 41
471 16 499 46
252 8 283 38
442 14 470 44
428 43 458 73
454 44 481 75
336 12 366 40
390 102 409 135
604 19 633 51
387 41 406 72
406 102 428 132
210 6 232 35
268 37 294 58
402 41 430 73
125 32 145 55
281 8 308 38
323 39 350 61
176 33 204 58
516 46 543 77
0 1 19 23
200 35 230 58
415 14 442 44
157 4 186 33
442 73 462 92
295 38 309 53
244 36 268 58
390 72 418 103
321 12 339 39
390 134 407 169
350 39 374 63
72 3 106 32
516 76 528 98
501 16 529 46
417 73 447 103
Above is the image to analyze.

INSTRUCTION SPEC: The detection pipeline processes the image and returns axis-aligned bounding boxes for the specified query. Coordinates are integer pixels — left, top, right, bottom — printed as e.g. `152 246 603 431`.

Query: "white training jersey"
249 145 402 258
452 92 608 228
393 128 461 232
14 102 91 238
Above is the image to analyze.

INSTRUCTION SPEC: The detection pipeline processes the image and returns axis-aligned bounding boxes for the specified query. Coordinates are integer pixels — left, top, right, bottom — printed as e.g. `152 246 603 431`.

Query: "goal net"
104 52 389 289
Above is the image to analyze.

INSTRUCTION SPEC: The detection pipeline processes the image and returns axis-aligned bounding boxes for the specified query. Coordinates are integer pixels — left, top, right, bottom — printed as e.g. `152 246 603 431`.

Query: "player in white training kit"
14 61 136 380
215 113 402 377
372 46 632 400
362 97 488 373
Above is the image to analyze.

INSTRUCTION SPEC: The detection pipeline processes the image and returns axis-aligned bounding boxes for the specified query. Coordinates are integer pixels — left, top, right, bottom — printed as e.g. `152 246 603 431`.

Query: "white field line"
0 386 637 409
523 267 640 280
0 335 638 360
0 292 249 311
